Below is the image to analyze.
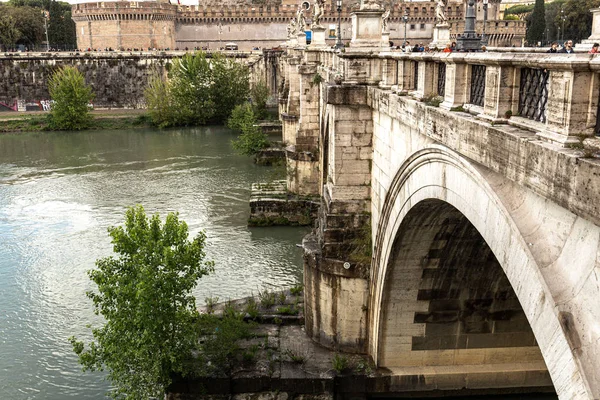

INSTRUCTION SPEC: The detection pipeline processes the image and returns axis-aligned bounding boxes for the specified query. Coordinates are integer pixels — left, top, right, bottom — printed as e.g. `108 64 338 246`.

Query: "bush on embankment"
228 102 270 156
145 51 250 128
47 66 94 130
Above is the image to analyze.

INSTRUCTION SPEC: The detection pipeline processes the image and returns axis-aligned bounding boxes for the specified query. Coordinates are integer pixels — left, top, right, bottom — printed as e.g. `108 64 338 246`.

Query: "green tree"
0 12 21 50
557 0 600 43
144 51 251 128
11 5 44 48
227 102 255 132
145 71 176 128
545 0 566 43
526 0 545 45
70 206 215 399
250 80 270 120
231 108 269 157
169 52 215 126
210 52 250 123
47 66 94 130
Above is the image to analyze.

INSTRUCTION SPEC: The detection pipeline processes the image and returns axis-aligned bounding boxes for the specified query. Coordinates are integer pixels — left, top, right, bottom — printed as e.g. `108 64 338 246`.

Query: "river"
0 126 307 399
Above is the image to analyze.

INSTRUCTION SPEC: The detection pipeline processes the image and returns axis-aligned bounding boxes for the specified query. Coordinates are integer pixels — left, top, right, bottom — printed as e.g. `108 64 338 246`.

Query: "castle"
71 0 525 51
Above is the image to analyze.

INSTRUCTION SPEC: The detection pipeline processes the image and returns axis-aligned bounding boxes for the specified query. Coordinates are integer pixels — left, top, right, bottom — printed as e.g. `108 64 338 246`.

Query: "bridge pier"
303 84 374 354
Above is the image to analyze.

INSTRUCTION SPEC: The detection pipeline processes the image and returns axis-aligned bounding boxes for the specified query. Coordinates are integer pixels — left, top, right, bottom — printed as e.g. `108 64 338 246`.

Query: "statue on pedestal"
296 6 307 32
287 17 298 38
382 8 390 32
435 0 448 25
360 0 382 11
312 0 325 27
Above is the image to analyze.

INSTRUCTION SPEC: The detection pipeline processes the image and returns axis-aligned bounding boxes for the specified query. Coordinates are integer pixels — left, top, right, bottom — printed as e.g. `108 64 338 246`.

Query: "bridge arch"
370 146 597 398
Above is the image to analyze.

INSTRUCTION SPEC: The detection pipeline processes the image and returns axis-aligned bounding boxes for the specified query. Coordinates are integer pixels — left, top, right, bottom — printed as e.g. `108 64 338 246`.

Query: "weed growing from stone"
205 296 219 314
277 292 287 305
277 305 299 316
245 297 260 319
290 284 303 296
284 348 306 364
258 289 276 308
332 353 349 374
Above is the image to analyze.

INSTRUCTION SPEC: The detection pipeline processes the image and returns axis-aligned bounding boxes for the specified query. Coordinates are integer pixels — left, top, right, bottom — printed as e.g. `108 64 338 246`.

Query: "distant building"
71 0 525 51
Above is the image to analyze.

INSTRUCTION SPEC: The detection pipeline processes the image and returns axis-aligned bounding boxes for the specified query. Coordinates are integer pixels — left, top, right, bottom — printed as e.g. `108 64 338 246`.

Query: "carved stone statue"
312 0 325 27
435 0 448 25
296 6 307 32
288 17 297 37
360 0 382 11
381 8 390 33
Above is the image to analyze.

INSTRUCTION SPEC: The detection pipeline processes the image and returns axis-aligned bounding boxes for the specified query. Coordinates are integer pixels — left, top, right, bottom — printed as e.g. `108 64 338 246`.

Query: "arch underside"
370 146 597 398
378 199 553 393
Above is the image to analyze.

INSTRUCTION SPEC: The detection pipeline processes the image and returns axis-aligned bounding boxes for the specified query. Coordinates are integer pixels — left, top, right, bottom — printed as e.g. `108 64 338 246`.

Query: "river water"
0 126 307 399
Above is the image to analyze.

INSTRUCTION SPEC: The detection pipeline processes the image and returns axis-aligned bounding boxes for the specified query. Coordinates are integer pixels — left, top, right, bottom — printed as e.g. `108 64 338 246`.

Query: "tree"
545 0 566 43
227 102 255 133
557 0 600 43
0 12 21 50
145 71 176 128
209 52 250 123
11 5 44 48
169 52 215 126
47 66 94 130
526 0 545 45
144 51 251 128
70 206 215 399
250 80 270 121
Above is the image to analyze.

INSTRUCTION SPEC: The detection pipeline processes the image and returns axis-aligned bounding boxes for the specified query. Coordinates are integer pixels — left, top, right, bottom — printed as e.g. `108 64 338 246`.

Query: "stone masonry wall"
0 52 264 109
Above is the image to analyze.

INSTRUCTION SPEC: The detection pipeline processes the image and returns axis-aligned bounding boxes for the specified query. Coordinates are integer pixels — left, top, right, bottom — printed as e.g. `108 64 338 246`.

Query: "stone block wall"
0 52 263 109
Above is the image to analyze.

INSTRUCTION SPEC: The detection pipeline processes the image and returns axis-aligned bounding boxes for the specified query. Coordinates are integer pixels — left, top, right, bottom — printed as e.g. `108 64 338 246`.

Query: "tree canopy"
47 66 94 130
145 51 250 128
0 0 75 50
526 0 545 45
70 206 215 399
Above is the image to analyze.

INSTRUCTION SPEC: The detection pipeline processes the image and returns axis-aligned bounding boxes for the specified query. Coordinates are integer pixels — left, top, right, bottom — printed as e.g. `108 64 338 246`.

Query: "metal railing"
470 64 486 107
437 62 446 97
518 67 549 123
413 61 419 90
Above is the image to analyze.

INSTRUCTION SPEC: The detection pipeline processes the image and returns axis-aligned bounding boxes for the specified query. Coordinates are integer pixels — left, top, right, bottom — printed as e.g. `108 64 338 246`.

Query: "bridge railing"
298 48 599 145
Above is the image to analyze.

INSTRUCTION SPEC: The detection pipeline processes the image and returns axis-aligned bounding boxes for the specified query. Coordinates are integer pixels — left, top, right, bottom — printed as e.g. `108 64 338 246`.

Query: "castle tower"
71 0 178 50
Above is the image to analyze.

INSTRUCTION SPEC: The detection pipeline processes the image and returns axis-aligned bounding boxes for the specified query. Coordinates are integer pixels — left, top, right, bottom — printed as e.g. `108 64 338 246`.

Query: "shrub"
245 296 260 319
258 288 276 308
332 353 349 373
290 284 303 296
250 79 270 120
231 123 269 156
47 66 94 130
227 103 256 133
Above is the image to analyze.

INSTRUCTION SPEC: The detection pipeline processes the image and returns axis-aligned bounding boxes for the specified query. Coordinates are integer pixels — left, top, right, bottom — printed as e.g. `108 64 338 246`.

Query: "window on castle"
410 24 415 30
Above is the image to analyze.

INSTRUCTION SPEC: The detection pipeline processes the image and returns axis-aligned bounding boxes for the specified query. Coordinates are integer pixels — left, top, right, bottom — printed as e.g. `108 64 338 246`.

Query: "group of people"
547 40 600 54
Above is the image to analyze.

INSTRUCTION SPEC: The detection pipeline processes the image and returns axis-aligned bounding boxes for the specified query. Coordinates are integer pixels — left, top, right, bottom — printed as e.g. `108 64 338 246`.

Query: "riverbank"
0 109 151 133
169 290 557 400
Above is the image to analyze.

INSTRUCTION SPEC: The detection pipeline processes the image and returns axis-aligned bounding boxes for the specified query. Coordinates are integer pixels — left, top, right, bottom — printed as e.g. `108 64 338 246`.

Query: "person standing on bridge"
560 40 574 53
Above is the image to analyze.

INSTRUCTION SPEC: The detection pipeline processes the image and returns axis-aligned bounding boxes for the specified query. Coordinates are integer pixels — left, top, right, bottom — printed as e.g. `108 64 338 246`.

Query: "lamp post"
335 0 343 49
482 0 488 46
42 10 50 52
560 6 565 44
402 12 408 49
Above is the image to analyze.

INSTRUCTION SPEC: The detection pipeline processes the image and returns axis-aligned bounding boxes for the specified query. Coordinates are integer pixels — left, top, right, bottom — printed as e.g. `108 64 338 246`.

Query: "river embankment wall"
0 51 264 110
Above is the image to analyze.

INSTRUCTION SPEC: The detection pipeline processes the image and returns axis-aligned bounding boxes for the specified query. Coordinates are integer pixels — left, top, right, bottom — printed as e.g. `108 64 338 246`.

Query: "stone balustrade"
297 47 599 145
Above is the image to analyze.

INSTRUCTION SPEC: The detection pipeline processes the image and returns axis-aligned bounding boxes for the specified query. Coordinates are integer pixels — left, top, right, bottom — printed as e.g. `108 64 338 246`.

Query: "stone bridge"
276 19 600 400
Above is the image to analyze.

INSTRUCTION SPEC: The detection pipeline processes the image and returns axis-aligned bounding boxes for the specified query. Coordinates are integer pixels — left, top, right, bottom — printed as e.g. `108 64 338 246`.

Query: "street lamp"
482 0 488 46
335 0 343 49
402 12 408 49
42 10 50 52
560 6 565 44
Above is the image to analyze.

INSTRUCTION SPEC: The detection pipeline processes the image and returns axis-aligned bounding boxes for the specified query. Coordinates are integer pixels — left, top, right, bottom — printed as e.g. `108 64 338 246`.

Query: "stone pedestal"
351 9 385 48
382 31 390 47
579 8 600 51
310 25 327 47
430 23 450 50
296 32 307 47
